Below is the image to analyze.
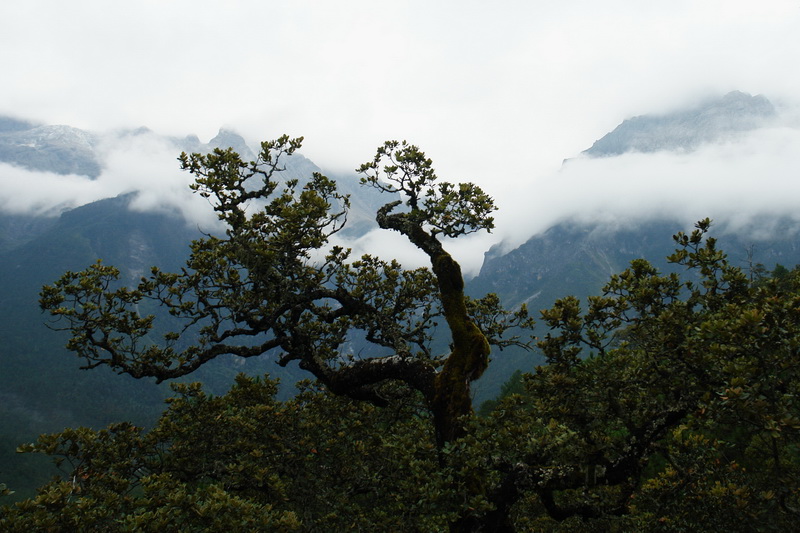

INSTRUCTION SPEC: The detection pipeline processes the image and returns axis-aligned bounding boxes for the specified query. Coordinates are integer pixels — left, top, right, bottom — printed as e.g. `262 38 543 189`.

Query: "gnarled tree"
32 138 800 531
38 136 533 531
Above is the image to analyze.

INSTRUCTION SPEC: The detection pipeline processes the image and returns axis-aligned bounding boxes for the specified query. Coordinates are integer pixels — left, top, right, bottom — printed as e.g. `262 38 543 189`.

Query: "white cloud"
93 132 218 227
3 1 800 185
0 165 100 215
491 124 800 254
3 0 800 273
0 131 217 228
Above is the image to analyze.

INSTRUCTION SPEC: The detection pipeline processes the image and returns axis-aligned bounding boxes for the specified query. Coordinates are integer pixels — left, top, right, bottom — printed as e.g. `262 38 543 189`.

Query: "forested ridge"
2 138 799 531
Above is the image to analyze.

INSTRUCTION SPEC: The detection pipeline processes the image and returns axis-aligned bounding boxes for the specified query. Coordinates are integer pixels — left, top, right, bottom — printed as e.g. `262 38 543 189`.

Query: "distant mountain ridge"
0 122 101 178
583 91 776 157
0 120 261 179
0 117 311 178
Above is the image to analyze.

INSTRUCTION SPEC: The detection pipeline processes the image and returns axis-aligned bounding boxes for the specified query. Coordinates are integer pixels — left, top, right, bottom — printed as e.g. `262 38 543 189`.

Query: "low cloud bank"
4 121 800 278
491 124 800 256
340 121 800 277
0 131 218 228
0 128 498 275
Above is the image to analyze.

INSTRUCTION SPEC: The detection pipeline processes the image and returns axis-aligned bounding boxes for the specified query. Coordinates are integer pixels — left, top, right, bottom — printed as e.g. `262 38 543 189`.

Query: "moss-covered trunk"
429 252 490 447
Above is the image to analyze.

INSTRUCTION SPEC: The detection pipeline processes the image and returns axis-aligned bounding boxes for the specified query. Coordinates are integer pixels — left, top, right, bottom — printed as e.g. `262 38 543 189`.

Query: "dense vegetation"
2 137 799 531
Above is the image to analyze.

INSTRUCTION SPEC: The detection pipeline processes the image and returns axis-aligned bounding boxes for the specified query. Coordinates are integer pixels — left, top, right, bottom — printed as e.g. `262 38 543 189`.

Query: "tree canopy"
2 138 799 531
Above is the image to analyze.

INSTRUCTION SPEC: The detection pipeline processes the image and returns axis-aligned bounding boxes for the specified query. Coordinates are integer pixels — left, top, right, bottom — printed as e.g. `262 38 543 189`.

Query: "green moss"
430 250 491 443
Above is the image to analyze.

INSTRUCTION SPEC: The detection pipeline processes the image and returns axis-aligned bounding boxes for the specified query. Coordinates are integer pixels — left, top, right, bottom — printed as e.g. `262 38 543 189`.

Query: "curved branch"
297 352 437 407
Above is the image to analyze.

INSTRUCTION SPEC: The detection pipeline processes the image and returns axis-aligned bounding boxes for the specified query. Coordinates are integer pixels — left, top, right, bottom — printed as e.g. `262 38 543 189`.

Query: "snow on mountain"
0 122 101 177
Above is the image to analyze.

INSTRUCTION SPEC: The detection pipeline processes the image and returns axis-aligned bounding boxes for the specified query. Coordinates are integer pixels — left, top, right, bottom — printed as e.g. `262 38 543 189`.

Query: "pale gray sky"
2 1 800 273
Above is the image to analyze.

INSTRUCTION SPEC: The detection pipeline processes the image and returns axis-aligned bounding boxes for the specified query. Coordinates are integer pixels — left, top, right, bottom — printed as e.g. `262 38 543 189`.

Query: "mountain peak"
208 128 255 161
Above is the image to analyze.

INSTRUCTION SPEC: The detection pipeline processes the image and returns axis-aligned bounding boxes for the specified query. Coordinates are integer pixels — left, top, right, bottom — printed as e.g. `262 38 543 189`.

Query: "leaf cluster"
1 376 461 531
358 140 495 238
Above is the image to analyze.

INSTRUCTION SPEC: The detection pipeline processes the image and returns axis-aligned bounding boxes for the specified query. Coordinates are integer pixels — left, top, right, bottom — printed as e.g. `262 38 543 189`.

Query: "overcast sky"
2 1 800 273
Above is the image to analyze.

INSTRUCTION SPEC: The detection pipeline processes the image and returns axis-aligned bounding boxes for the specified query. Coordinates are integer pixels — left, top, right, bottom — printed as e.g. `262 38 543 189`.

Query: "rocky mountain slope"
0 121 101 178
582 90 776 156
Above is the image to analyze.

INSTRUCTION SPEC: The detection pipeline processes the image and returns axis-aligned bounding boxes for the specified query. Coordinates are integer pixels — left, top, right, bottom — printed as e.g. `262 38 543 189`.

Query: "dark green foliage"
477 219 800 529
24 137 530 531
478 369 525 417
5 134 800 531
0 376 458 531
